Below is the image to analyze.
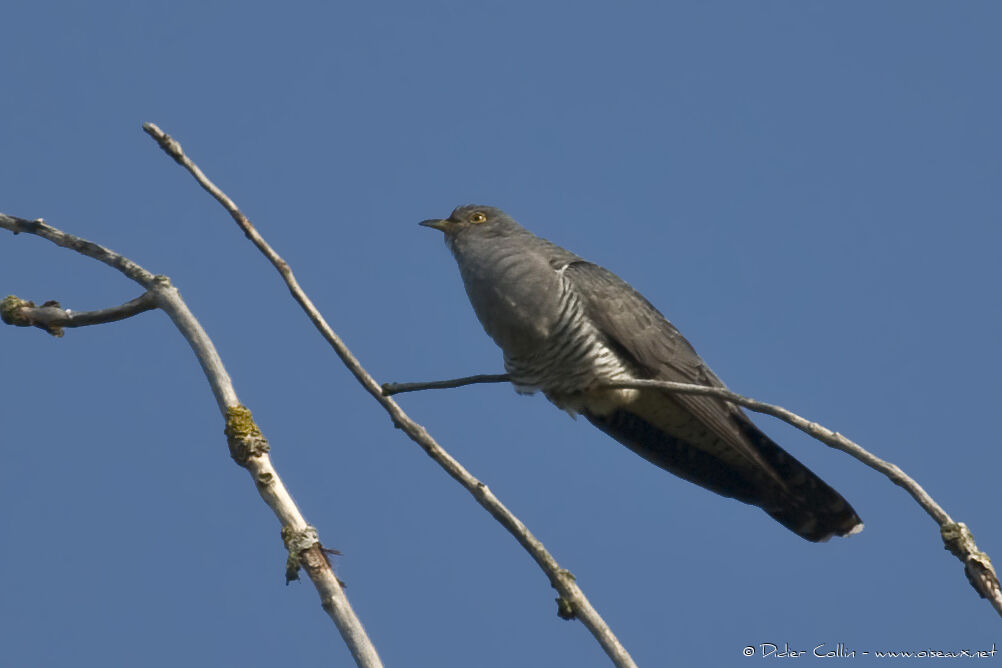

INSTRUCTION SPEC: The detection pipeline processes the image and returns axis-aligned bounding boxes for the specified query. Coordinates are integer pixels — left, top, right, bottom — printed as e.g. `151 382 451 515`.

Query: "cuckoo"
420 205 862 542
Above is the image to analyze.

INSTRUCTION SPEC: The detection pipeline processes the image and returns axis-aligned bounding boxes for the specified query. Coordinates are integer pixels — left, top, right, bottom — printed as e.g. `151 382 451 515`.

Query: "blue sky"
2 2 1000 666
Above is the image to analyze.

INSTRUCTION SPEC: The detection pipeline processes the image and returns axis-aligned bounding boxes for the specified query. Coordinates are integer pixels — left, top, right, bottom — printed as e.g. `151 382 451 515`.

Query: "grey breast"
448 232 633 400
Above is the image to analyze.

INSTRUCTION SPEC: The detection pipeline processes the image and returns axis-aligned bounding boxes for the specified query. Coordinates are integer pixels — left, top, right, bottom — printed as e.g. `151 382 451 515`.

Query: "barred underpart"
504 266 637 413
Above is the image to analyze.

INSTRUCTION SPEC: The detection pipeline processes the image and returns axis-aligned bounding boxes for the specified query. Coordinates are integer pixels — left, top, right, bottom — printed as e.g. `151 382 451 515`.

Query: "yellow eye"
470 211 487 224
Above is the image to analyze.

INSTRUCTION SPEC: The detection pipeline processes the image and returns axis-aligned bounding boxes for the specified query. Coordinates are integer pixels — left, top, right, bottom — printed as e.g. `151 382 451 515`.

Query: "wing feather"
562 261 781 479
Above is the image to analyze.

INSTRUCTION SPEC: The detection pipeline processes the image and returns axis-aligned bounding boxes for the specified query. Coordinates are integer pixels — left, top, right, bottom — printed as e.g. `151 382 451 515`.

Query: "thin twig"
1 293 158 336
1 215 159 285
0 212 384 668
384 373 1002 615
382 373 510 396
142 122 639 668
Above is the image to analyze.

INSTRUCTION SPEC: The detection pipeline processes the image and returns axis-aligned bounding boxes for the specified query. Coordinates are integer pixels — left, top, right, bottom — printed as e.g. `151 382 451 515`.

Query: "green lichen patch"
224 405 270 466
1 295 33 325
555 596 576 620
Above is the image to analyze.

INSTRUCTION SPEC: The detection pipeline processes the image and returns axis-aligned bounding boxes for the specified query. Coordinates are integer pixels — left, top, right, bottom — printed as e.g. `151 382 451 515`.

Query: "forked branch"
0 212 383 668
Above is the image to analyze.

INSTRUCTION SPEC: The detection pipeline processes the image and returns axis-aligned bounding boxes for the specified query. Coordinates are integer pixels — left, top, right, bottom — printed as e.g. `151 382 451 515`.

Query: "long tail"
583 403 863 542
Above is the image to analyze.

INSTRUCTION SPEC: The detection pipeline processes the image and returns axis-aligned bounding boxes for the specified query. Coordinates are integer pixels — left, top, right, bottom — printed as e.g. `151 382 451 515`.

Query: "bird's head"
419 205 520 238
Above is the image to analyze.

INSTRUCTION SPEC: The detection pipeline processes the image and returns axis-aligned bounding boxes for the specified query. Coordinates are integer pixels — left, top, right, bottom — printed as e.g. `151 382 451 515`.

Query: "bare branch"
382 373 511 396
1 214 159 286
143 123 639 668
602 379 946 514
1 212 384 668
384 372 1002 615
601 379 1001 614
1 292 157 336
142 123 296 283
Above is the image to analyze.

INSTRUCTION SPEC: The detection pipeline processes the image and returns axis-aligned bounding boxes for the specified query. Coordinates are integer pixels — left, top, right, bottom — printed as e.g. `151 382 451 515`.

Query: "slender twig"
383 373 1002 616
142 123 639 668
1 293 157 336
1 215 159 285
0 212 384 668
382 373 510 396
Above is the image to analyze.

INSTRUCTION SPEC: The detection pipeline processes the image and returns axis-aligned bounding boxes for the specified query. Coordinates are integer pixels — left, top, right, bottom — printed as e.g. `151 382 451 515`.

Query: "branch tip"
142 122 185 164
1 295 65 336
1 295 32 325
941 523 1001 605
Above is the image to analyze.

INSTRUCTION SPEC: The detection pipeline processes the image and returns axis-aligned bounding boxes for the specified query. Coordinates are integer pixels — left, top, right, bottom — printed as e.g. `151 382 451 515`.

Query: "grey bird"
420 205 862 542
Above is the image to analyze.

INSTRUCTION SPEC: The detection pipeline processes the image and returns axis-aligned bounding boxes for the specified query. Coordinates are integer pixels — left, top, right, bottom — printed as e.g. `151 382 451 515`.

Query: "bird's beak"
419 218 448 231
